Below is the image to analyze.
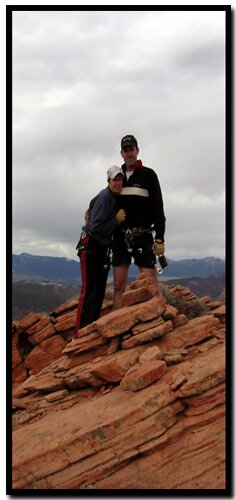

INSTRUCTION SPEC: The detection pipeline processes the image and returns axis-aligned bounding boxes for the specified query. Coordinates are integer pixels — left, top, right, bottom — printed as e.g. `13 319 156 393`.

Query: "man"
74 166 125 337
112 134 166 309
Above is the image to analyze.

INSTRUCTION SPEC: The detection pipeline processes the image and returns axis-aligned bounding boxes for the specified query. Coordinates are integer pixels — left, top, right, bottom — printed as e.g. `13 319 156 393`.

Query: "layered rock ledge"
12 276 226 490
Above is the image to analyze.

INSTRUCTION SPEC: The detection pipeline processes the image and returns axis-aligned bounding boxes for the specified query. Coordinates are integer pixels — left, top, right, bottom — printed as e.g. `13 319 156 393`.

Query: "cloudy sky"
12 7 226 261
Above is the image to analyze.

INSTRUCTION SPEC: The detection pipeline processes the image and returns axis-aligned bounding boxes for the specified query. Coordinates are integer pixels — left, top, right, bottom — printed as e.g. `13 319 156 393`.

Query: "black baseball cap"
121 134 138 149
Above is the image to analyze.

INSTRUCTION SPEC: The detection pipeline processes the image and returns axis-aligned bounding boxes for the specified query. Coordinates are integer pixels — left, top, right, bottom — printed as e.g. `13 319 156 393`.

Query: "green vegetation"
160 285 210 319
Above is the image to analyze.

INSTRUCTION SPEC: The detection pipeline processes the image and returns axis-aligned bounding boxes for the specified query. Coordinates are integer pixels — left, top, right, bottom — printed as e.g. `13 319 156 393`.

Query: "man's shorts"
112 230 156 268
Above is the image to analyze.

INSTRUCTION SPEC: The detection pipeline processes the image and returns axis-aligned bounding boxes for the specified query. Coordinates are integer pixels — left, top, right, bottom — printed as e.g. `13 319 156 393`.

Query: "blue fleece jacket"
86 187 119 246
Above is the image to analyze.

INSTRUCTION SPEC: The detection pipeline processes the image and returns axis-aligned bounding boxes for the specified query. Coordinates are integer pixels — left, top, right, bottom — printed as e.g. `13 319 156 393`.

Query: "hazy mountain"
12 272 225 322
13 253 80 284
163 273 225 301
11 253 225 321
12 253 225 284
162 256 225 279
12 281 80 321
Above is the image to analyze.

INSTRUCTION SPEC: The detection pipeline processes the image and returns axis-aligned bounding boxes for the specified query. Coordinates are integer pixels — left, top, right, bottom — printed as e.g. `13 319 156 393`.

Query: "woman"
74 166 125 338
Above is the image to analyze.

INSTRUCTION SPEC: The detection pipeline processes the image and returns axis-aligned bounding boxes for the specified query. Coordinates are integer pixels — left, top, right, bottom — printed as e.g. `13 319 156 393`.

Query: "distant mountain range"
12 281 80 321
12 253 225 284
164 274 225 301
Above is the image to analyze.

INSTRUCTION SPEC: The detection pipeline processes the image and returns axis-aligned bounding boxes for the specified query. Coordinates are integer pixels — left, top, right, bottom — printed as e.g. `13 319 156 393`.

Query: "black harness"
76 230 112 269
123 226 153 253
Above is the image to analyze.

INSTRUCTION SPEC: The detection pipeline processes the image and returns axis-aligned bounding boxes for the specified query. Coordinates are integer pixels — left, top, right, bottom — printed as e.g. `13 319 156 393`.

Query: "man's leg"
133 234 163 299
139 266 163 298
113 265 129 309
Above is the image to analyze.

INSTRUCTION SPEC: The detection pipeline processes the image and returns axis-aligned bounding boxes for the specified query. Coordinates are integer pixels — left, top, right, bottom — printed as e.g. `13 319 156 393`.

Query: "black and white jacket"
117 161 166 242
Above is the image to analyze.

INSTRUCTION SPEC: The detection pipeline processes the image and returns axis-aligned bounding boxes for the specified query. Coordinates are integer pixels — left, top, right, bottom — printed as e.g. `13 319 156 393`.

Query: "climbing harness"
123 227 153 254
76 231 112 269
76 230 89 257
122 226 168 273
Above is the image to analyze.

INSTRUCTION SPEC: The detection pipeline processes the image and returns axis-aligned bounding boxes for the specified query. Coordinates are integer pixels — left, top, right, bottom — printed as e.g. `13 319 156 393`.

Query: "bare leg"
113 265 129 309
139 267 163 298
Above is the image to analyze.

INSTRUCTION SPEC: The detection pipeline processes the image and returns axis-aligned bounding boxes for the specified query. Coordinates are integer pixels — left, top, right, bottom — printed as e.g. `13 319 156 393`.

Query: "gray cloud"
12 9 226 260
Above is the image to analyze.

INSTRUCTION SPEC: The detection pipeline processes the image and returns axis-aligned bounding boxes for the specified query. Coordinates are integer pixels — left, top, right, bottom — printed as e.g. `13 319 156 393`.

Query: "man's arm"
149 170 166 241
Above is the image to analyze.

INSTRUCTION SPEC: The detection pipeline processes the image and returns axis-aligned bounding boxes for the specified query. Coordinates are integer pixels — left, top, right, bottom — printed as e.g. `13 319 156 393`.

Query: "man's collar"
122 159 143 172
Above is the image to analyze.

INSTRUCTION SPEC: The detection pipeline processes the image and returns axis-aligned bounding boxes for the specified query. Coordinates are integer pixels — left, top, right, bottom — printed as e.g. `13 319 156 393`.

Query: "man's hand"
115 209 126 224
84 209 90 224
152 239 165 256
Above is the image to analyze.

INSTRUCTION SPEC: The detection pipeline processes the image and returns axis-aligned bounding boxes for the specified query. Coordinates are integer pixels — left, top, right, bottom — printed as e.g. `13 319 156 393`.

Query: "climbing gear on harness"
76 231 89 257
123 227 153 253
124 229 133 253
76 231 112 269
155 254 168 275
103 247 113 269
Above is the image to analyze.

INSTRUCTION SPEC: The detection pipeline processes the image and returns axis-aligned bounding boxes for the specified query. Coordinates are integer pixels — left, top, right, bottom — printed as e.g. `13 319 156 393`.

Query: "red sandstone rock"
95 297 165 339
62 331 105 355
132 317 164 335
135 296 166 322
139 346 163 363
20 374 66 394
24 345 53 375
129 274 157 289
17 312 41 333
44 389 69 403
95 406 225 489
12 334 23 368
27 323 57 346
12 364 28 384
120 360 167 391
90 348 141 383
164 353 184 365
208 300 223 309
156 315 219 351
52 298 78 316
209 304 226 317
94 307 135 338
54 311 77 332
163 304 178 319
41 335 66 358
172 314 188 327
121 320 173 349
106 337 121 354
76 322 98 338
24 336 66 376
200 296 211 303
26 316 52 335
176 343 225 398
122 285 155 307
11 281 226 491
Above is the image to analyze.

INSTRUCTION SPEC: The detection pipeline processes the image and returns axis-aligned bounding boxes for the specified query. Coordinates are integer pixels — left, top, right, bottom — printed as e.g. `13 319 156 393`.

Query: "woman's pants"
75 236 110 336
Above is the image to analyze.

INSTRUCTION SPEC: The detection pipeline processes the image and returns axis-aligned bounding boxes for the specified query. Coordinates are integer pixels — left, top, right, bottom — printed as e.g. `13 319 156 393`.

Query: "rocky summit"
12 275 226 490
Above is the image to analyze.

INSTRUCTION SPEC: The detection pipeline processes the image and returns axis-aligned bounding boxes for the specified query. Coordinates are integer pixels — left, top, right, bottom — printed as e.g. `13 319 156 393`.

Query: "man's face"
121 146 139 169
108 174 123 194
